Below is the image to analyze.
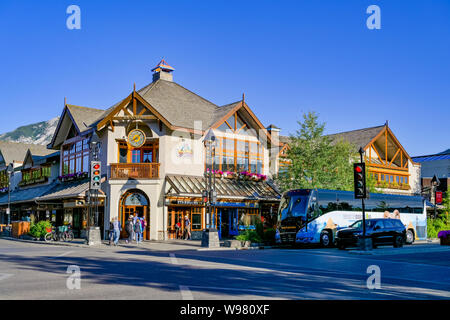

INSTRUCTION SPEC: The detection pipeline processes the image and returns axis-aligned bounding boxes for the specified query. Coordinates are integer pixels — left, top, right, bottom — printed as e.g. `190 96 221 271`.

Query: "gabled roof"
279 125 386 150
327 125 385 151
0 141 52 166
66 104 104 132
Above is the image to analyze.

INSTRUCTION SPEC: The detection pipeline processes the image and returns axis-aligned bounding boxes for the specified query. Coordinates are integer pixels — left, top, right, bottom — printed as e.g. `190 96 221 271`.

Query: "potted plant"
213 170 223 179
438 230 450 245
223 171 235 179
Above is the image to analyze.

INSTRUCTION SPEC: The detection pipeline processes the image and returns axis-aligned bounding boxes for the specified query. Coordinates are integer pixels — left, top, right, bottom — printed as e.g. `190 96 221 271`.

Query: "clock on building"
127 129 146 148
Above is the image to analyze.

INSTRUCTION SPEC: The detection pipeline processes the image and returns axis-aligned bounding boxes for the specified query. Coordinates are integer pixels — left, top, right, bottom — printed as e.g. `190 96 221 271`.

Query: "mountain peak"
0 117 59 145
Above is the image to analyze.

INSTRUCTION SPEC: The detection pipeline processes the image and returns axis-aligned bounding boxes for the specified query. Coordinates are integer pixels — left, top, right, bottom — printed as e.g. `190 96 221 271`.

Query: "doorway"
120 190 150 240
218 208 239 239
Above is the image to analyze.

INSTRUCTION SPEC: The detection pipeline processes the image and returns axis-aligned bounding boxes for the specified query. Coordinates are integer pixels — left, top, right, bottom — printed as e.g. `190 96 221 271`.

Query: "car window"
373 220 385 229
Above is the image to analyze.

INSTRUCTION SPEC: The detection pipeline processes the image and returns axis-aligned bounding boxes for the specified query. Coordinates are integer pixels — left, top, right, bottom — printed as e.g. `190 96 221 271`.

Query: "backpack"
134 221 142 233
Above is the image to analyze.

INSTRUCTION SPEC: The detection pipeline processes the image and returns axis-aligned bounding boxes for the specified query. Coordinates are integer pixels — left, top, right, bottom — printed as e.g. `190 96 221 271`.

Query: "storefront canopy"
165 174 281 201
0 182 58 205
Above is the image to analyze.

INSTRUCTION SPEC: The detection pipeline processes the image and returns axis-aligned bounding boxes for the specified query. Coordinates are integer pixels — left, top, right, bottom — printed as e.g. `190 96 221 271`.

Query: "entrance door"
229 209 239 236
121 206 150 240
120 190 150 240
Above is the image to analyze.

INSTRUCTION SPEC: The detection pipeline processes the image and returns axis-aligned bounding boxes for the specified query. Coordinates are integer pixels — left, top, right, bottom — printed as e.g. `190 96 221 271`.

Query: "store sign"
176 142 193 159
214 202 259 208
166 200 202 206
436 191 443 204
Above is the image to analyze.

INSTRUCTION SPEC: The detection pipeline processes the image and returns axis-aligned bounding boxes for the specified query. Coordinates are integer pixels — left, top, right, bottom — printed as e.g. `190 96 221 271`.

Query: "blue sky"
0 0 449 156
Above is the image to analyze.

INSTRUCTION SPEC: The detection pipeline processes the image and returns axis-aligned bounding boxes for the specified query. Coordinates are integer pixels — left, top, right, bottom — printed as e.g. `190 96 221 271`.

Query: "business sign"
436 191 443 204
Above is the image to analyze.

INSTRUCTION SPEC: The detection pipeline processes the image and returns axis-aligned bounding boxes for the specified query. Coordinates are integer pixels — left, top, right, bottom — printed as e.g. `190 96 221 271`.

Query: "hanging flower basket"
438 230 450 245
223 171 235 179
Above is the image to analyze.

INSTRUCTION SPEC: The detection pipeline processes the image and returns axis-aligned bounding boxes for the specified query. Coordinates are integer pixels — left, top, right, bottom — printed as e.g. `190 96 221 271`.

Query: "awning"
165 174 281 201
0 182 58 205
38 179 104 201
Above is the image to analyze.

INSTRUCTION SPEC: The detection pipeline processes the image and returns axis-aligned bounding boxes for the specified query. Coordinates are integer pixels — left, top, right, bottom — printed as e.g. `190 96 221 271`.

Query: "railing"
110 163 160 180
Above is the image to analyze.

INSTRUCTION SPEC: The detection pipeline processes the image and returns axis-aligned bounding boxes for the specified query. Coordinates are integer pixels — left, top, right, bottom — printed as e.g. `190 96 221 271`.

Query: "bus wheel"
320 231 332 248
406 230 414 244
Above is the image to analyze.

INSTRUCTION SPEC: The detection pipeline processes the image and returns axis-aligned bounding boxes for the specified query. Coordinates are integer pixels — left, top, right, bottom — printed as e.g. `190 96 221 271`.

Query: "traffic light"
90 161 101 190
202 190 208 204
353 163 367 199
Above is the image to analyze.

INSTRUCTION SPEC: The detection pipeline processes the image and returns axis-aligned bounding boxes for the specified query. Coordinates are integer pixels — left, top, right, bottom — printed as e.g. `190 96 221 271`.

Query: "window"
213 137 264 174
117 141 159 163
62 138 90 175
191 207 202 230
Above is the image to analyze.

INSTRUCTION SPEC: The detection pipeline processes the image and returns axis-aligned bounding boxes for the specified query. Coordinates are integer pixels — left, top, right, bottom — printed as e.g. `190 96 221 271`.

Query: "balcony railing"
110 163 160 180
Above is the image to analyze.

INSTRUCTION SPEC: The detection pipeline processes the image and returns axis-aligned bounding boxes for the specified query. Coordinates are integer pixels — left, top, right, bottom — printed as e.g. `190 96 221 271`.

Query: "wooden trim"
368 162 409 171
388 148 401 167
371 143 385 165
97 94 133 130
368 166 410 176
363 126 386 150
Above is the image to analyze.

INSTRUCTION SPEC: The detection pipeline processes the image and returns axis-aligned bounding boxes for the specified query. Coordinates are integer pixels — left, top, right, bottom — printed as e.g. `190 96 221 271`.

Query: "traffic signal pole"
360 150 366 242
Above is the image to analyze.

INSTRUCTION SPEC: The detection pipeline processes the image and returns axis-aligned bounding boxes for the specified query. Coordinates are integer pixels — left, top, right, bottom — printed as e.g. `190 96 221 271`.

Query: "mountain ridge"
0 117 59 146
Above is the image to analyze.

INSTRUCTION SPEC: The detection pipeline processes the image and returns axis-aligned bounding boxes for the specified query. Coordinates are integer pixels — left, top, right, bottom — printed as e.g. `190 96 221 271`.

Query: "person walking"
184 215 191 240
112 217 121 246
125 216 134 244
108 219 115 245
134 217 142 244
140 217 147 242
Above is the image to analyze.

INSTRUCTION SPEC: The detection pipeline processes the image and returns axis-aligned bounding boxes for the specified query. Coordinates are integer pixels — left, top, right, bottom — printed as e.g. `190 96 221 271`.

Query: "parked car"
335 218 406 249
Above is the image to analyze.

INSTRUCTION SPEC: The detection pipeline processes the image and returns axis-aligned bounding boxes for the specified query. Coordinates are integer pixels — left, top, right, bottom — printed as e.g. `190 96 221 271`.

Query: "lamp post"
431 175 440 219
6 163 14 226
201 130 219 248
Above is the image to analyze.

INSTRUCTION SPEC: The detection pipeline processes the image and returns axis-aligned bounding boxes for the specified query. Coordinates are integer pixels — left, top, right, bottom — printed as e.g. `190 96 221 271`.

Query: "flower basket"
438 230 450 245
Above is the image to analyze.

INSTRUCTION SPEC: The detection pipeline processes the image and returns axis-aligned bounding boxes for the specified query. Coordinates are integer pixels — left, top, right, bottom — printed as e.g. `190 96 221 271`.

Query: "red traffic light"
355 166 362 173
93 164 100 170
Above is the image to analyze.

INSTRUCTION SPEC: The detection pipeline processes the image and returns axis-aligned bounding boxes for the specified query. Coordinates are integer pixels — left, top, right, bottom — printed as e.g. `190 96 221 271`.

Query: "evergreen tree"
276 112 377 193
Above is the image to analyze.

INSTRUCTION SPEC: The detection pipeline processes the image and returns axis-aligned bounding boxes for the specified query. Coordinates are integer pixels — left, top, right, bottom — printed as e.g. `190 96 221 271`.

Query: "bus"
275 189 427 247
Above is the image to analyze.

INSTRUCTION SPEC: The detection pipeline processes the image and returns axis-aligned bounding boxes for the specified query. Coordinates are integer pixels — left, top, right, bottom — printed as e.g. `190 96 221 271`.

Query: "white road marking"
169 253 179 264
56 251 73 257
179 285 194 300
170 253 194 300
0 273 13 281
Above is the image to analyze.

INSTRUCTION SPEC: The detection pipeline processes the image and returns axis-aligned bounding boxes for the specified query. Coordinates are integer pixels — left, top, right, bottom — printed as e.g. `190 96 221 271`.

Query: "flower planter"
438 231 450 245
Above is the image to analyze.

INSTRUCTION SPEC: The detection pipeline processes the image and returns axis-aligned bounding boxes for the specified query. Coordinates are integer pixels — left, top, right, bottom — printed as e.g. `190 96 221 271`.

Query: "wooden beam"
389 148 401 167
110 120 115 132
385 129 388 165
371 143 385 165
113 115 157 121
97 94 133 130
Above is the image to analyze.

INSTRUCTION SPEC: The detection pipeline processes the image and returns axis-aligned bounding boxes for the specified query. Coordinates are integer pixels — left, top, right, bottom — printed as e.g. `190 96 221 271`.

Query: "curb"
0 236 100 248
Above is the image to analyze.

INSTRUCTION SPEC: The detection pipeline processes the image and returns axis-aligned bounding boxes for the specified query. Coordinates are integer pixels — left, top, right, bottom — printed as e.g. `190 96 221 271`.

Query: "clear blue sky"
0 0 449 156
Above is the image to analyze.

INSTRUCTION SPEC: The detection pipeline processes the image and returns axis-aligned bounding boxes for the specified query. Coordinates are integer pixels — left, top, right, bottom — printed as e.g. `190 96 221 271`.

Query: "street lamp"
201 130 219 248
431 175 440 219
6 163 14 226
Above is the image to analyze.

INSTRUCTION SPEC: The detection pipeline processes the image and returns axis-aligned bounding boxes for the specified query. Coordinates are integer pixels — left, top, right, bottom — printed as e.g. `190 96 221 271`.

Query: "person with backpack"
134 217 143 244
125 215 134 244
108 219 115 245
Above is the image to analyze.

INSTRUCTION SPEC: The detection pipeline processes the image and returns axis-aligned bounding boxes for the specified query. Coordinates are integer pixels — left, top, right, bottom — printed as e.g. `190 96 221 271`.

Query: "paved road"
0 239 449 300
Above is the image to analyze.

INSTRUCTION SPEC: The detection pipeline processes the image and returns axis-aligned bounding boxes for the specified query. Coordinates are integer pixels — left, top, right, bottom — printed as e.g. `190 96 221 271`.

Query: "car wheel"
406 230 414 244
393 235 404 248
320 231 332 248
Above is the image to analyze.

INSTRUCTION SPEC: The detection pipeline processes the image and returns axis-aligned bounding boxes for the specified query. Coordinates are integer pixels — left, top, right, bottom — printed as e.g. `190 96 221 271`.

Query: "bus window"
279 194 309 220
318 191 337 214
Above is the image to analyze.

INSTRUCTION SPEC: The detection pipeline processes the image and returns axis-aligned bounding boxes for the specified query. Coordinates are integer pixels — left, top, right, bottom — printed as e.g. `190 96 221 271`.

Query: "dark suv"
335 218 406 249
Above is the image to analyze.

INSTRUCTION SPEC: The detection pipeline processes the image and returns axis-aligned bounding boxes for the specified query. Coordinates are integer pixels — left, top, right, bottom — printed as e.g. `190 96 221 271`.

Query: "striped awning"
165 174 281 201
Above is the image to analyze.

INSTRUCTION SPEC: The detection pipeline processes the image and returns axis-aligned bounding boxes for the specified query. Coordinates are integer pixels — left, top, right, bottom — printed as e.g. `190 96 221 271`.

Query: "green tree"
275 112 359 192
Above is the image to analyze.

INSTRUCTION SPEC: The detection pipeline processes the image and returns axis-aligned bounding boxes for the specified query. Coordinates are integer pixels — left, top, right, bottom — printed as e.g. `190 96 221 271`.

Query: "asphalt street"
0 239 450 300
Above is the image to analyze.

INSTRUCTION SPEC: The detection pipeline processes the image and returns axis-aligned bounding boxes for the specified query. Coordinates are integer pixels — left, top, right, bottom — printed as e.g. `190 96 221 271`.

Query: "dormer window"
62 138 90 175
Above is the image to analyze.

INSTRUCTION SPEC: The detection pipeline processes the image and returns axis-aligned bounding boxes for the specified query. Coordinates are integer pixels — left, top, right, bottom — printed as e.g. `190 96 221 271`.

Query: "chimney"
152 58 175 82
266 124 280 142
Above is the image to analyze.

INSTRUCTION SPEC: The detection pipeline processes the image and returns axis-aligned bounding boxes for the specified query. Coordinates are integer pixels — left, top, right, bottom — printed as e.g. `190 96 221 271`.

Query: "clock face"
128 129 146 148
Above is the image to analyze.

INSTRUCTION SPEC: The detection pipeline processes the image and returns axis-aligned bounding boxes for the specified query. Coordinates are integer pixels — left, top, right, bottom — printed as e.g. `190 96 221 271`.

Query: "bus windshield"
279 194 309 221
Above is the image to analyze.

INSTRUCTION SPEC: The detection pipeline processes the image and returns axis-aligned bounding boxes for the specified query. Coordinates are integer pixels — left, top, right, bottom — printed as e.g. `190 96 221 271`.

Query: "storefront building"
45 59 281 240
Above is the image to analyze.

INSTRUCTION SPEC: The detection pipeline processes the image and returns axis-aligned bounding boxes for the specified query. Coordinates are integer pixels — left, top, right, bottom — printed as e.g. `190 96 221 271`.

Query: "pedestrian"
184 215 191 240
140 217 147 242
134 217 142 244
125 216 134 244
112 217 121 246
108 219 115 245
175 218 181 239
